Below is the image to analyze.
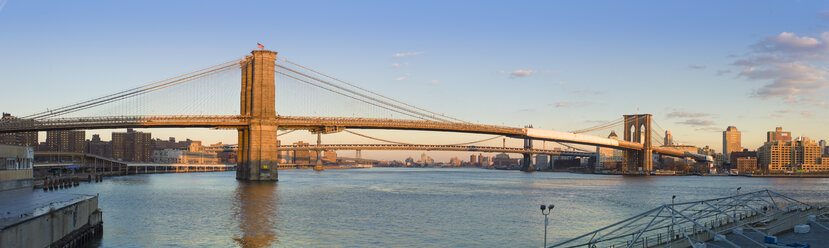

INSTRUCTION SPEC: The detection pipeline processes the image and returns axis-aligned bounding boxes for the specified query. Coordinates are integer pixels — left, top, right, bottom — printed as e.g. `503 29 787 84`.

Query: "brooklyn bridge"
0 50 712 181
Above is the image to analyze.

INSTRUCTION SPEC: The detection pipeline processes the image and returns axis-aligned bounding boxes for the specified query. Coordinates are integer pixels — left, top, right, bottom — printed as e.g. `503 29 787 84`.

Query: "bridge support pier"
520 138 535 172
236 50 279 181
313 133 324 171
622 114 653 173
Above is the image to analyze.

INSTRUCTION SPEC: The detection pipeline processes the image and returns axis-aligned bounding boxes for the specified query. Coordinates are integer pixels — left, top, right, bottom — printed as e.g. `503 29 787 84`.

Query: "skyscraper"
664 130 673 146
722 126 741 159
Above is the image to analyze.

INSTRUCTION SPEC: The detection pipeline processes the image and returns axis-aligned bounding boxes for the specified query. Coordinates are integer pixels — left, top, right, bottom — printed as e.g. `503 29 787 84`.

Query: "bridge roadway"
0 115 702 160
278 144 595 157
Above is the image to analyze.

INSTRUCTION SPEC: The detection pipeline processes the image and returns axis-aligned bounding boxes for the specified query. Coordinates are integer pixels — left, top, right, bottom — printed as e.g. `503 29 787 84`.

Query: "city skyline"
1 1 829 160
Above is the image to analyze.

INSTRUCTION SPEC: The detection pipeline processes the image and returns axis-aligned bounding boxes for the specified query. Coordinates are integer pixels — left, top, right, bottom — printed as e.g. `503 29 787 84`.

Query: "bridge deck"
2 115 702 160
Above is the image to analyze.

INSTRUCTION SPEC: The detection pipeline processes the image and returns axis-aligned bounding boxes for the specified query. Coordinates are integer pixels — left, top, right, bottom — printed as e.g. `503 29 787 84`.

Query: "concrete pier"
0 189 102 248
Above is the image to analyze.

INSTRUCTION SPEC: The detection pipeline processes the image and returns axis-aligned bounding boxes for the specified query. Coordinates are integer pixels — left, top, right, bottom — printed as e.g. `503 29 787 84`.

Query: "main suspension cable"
277 57 469 123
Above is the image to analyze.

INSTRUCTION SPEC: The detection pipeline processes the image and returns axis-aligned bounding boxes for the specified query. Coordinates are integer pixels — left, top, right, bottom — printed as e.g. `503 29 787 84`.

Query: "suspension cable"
274 70 428 121
27 60 242 119
277 130 297 137
277 57 469 123
344 130 414 145
277 64 452 122
570 118 624 134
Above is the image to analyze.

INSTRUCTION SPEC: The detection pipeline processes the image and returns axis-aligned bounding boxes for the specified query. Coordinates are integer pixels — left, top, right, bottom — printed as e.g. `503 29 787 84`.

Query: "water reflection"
232 182 279 248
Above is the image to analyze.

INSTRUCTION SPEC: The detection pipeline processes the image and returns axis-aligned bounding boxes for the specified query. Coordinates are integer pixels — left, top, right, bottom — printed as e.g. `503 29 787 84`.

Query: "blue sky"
1 1 828 160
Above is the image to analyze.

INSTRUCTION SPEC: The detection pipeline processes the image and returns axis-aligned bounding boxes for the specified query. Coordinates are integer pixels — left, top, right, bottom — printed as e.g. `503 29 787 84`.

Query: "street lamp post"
541 204 554 248
671 195 676 238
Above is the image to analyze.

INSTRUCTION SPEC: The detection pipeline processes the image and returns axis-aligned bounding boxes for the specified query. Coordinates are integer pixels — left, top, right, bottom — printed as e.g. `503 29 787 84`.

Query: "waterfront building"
0 144 33 190
729 149 756 167
664 130 673 146
722 126 741 160
598 131 624 171
480 155 491 167
151 149 219 164
469 154 477 165
793 137 823 172
292 141 311 164
46 130 85 153
767 126 791 142
820 140 827 155
112 128 152 162
449 157 461 166
758 137 827 173
697 146 716 157
206 142 238 163
758 141 792 173
85 134 112 158
736 157 757 174
153 137 193 150
492 153 518 167
534 154 548 170
0 113 38 149
323 150 337 164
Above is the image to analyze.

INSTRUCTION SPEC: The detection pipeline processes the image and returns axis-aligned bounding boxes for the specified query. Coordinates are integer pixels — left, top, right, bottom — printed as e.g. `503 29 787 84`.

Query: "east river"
57 168 829 247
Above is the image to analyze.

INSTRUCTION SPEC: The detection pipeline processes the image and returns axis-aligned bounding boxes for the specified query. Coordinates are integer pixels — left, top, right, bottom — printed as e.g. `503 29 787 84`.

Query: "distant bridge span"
278 144 596 157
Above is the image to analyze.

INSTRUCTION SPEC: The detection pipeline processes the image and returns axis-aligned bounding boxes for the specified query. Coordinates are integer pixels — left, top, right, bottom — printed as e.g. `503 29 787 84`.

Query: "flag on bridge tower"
257 43 264 50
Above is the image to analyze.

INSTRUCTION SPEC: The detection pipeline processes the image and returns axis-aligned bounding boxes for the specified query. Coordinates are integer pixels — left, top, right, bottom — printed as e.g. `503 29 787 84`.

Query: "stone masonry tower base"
237 50 279 181
623 114 652 172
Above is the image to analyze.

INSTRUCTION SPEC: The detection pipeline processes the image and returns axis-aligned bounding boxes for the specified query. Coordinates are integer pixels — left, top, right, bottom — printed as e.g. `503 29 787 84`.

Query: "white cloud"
429 80 438 85
510 69 535 78
391 63 401 68
555 102 570 108
677 119 715 126
393 52 423 58
667 111 710 118
395 76 406 81
733 32 829 104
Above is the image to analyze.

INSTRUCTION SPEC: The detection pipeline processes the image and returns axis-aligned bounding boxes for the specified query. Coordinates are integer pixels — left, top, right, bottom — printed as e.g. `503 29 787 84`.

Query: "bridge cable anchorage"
274 70 430 121
276 57 470 123
24 59 243 120
275 65 452 122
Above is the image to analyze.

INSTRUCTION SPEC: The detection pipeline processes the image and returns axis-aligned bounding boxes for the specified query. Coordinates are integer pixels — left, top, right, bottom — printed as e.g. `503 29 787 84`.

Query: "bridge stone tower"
520 137 536 172
622 114 652 172
237 50 279 181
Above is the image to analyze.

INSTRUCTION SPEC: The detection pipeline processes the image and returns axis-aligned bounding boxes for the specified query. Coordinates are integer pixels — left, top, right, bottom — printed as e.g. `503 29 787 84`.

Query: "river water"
58 168 829 247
